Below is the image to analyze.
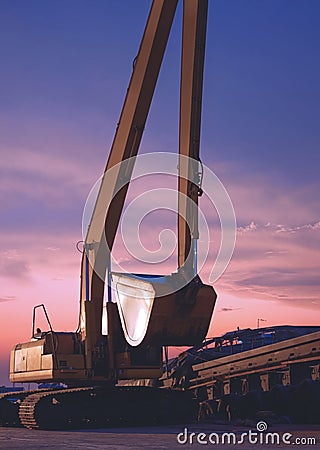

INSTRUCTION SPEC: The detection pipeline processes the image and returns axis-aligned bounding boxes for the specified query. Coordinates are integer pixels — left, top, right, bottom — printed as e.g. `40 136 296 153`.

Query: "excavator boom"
5 0 218 431
10 0 216 387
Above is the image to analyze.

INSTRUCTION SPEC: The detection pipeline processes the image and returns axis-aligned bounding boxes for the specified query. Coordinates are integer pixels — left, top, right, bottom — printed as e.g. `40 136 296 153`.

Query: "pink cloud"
209 220 320 312
0 150 319 385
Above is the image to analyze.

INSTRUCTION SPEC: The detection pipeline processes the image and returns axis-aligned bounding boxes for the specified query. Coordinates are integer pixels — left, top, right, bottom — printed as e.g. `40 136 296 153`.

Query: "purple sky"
0 0 319 385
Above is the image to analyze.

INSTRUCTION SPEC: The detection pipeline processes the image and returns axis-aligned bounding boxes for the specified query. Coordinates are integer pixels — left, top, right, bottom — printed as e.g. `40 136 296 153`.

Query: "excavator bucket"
111 272 216 347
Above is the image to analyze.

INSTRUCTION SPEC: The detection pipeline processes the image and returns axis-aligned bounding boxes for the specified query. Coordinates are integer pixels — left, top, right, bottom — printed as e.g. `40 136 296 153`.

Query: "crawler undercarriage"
0 386 195 429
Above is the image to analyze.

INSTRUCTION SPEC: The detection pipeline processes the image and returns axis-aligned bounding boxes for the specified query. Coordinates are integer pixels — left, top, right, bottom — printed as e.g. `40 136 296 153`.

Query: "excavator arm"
79 0 178 363
10 0 216 386
178 0 208 276
80 0 216 377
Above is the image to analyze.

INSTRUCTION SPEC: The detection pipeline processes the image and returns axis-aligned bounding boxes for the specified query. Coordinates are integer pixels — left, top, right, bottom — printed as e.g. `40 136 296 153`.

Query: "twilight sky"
0 0 319 385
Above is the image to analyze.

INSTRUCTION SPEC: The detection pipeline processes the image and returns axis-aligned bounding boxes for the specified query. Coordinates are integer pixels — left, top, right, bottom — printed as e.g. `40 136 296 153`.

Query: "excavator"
1 0 216 429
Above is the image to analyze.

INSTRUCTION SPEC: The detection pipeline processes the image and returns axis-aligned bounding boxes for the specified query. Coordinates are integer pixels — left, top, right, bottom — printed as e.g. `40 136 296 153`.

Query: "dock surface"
1 423 319 449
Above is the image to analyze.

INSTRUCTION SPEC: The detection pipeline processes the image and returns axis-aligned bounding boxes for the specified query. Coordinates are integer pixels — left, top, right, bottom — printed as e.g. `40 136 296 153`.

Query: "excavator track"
19 387 93 429
18 386 195 430
0 388 57 427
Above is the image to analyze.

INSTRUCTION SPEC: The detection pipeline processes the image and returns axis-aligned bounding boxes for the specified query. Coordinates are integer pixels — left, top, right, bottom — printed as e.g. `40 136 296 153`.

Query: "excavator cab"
10 304 86 384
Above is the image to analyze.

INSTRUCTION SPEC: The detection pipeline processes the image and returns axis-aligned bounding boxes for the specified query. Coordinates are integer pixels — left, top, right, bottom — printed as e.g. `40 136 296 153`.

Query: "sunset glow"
1 0 319 385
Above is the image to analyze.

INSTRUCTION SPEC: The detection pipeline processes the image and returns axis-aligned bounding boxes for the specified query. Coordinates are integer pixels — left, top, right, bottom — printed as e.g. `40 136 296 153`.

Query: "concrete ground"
0 423 319 450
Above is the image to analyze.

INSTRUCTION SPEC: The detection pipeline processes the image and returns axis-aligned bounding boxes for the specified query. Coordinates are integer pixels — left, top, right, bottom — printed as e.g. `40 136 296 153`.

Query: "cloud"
0 296 15 303
1 142 319 328
237 221 320 235
237 273 319 288
0 251 31 280
198 208 320 314
219 168 320 230
220 307 242 312
0 231 80 287
0 147 88 196
0 144 104 235
274 221 320 234
237 221 257 233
